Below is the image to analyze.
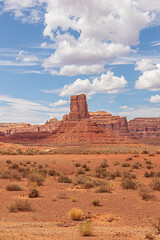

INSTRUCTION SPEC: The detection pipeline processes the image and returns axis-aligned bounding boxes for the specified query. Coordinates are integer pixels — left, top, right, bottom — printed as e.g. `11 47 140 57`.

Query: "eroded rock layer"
0 118 60 136
128 118 160 139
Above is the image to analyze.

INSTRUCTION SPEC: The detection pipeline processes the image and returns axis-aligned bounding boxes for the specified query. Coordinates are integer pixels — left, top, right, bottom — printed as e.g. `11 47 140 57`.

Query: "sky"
0 0 160 124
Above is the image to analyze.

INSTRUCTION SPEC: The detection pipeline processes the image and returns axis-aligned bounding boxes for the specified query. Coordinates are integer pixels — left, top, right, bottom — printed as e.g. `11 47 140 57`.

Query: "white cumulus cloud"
135 60 160 91
60 71 127 97
150 95 160 103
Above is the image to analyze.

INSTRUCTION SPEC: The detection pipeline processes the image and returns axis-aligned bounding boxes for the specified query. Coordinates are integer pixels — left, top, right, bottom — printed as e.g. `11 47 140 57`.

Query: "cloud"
151 42 160 47
49 64 105 76
0 95 69 123
49 100 68 107
2 1 160 76
135 59 160 91
0 60 38 66
119 106 134 110
16 50 39 63
135 58 157 72
119 106 160 120
2 0 45 23
150 95 160 103
59 71 127 97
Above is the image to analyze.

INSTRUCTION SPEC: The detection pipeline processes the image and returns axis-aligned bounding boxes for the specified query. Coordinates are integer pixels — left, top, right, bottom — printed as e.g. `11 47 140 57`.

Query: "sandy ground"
0 152 160 239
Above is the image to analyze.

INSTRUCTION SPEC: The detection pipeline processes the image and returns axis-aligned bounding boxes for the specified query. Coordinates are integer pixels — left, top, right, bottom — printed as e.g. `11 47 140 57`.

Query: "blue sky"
0 0 160 124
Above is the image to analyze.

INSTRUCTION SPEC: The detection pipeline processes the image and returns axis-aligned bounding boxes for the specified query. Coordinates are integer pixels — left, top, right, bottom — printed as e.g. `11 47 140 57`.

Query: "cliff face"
89 111 129 134
69 94 89 121
0 118 60 136
41 94 137 145
128 118 160 139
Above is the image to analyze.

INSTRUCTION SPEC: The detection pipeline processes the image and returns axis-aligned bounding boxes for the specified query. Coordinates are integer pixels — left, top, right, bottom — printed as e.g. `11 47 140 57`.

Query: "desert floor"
0 145 160 239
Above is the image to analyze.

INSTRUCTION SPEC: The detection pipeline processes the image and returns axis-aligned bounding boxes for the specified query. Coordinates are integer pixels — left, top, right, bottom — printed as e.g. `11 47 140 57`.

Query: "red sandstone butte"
69 94 89 120
40 94 137 145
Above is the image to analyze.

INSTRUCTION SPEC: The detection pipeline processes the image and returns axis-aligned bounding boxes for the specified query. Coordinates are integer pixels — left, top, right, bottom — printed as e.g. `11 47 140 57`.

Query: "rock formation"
69 94 89 120
128 118 160 139
40 94 137 145
0 118 60 136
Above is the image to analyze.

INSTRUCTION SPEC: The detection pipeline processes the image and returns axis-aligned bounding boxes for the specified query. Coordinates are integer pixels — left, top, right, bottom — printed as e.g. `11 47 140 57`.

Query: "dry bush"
76 168 85 175
6 160 12 164
57 191 68 199
121 177 137 190
95 166 107 178
113 161 120 166
8 199 32 212
48 169 58 176
91 198 100 206
71 196 78 202
58 175 72 183
74 163 81 167
79 221 93 236
121 163 130 168
153 217 160 234
138 183 154 200
72 175 88 186
150 178 160 191
145 233 155 240
144 171 155 178
0 169 21 181
28 173 45 186
68 208 83 220
28 188 39 198
142 150 149 154
100 160 109 168
132 162 142 169
6 183 23 191
95 182 112 193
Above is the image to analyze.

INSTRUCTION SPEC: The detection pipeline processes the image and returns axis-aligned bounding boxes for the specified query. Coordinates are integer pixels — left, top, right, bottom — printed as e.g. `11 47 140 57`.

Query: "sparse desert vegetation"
0 146 160 239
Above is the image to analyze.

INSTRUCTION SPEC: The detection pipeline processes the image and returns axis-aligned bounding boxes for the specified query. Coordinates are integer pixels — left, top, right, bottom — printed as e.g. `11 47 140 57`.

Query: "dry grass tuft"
68 208 83 220
79 221 93 236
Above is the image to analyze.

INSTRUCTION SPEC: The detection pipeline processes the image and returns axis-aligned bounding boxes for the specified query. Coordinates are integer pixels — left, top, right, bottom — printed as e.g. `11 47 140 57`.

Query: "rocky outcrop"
89 111 129 134
128 118 160 139
0 118 60 136
41 94 137 145
0 94 139 145
69 94 89 120
0 131 4 136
